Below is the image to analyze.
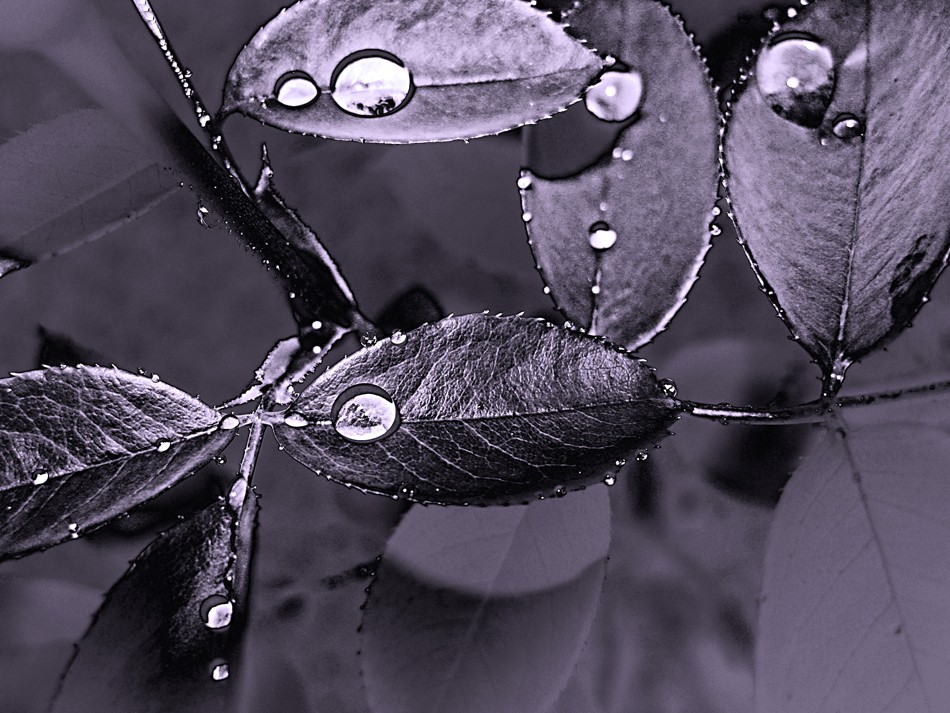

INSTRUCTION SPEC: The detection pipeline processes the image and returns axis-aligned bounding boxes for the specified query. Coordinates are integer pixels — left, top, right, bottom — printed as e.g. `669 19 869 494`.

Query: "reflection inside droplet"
274 71 320 108
332 384 401 443
756 33 834 128
831 113 864 140
331 51 413 117
200 594 233 629
588 221 617 251
585 70 643 122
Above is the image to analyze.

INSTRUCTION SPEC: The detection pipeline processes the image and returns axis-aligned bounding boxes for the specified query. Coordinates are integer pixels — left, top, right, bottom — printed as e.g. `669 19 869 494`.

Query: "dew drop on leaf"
614 459 626 468
755 32 834 128
331 52 413 117
517 175 533 190
360 332 378 348
156 440 172 453
390 330 407 345
635 451 649 462
522 211 533 223
282 412 309 429
553 485 567 498
603 474 616 486
332 385 400 443
218 415 240 431
311 320 323 330
274 71 320 108
588 221 618 251
585 70 643 122
831 113 864 140
210 660 230 681
67 523 79 539
32 471 49 485
658 378 678 397
199 594 233 630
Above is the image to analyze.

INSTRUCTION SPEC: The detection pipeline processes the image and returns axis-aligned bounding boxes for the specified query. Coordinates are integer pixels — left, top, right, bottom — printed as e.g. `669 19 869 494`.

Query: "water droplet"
712 206 722 216
200 594 233 629
311 320 323 330
219 415 240 431
521 211 533 223
331 51 413 117
397 484 416 500
228 477 247 510
756 33 834 128
553 485 567 498
591 284 601 295
274 71 319 108
517 175 532 190
215 455 228 465
32 472 49 485
283 412 309 429
151 373 161 382
360 332 378 348
68 522 79 538
585 70 643 122
635 451 649 462
210 660 230 681
710 224 722 237
156 440 172 453
543 286 552 295
658 378 678 397
604 474 616 486
614 459 626 468
332 385 400 443
588 222 618 251
620 149 633 161
831 113 864 140
390 330 407 345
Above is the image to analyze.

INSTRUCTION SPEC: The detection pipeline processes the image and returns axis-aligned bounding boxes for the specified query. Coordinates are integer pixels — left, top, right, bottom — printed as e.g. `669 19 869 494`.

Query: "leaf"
723 0 950 389
221 0 602 143
361 487 610 713
757 423 950 712
272 313 680 504
521 0 719 349
0 366 235 559
51 498 252 713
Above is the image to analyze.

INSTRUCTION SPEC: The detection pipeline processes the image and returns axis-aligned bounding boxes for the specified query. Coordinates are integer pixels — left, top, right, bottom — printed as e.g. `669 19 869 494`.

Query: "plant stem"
230 419 264 600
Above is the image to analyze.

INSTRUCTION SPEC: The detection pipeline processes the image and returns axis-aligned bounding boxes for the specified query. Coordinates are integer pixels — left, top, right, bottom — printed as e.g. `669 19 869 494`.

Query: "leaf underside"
725 0 950 385
522 0 719 349
273 314 679 504
51 500 247 713
223 0 602 143
0 367 233 559
757 423 950 712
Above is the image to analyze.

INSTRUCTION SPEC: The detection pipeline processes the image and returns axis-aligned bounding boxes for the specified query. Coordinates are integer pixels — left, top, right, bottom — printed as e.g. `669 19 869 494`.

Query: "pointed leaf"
273 314 679 504
724 0 950 387
222 0 602 143
361 487 610 713
522 0 719 348
757 423 950 712
0 367 235 559
51 499 251 713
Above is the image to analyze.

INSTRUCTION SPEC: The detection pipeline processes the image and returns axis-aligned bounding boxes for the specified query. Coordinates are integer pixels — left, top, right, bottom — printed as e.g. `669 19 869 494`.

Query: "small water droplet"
215 455 228 465
156 440 172 453
604 474 616 486
517 175 533 190
620 149 633 161
397 484 416 500
658 378 678 397
32 472 49 485
712 206 722 216
283 412 309 429
274 71 320 108
635 451 649 462
360 332 378 348
588 222 618 251
151 373 161 382
522 211 533 223
311 320 323 330
591 284 601 295
831 113 864 140
390 330 407 345
219 415 240 431
543 286 552 295
210 660 230 681
756 33 834 128
332 385 400 443
614 459 626 468
585 70 643 122
553 485 567 498
200 594 233 629
331 51 413 117
710 224 722 237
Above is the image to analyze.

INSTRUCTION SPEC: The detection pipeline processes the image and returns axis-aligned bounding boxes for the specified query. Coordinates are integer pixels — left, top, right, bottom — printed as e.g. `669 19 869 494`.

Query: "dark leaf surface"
0 367 234 558
757 423 950 712
361 488 610 713
51 499 250 713
724 0 950 388
522 0 719 349
222 0 601 143
273 314 679 504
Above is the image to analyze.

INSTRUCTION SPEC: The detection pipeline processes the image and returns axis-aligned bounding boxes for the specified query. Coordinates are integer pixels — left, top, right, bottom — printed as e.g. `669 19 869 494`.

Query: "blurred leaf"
222 0 602 143
51 499 251 713
35 326 102 369
0 367 234 559
757 423 950 712
0 576 102 646
522 0 719 349
724 0 950 390
273 314 679 504
361 488 610 713
375 285 445 335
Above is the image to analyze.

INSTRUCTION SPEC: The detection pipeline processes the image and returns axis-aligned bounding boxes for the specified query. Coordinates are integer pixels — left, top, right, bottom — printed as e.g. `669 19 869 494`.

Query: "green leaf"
222 0 602 143
361 487 610 713
273 314 679 504
723 0 950 389
0 367 235 559
757 423 950 712
522 0 719 349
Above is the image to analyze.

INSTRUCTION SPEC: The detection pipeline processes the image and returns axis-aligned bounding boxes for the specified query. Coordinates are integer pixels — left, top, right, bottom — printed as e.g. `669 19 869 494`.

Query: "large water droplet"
210 660 230 681
200 594 233 629
332 385 400 443
756 33 834 128
585 70 643 122
390 330 407 345
219 415 240 431
588 222 618 251
283 412 309 429
331 51 413 117
32 472 49 485
658 378 678 398
274 71 320 108
156 440 172 453
831 113 864 140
